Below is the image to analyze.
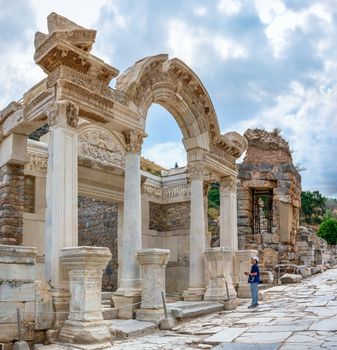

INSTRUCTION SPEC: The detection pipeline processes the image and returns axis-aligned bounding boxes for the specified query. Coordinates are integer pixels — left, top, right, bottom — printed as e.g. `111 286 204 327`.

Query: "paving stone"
214 343 282 350
235 331 292 343
203 328 248 344
309 318 337 331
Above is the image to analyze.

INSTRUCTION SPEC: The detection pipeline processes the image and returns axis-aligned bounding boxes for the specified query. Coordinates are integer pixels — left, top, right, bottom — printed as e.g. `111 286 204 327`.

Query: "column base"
51 289 70 329
112 291 141 319
59 320 111 349
204 278 237 301
136 308 166 324
182 287 206 301
237 284 251 298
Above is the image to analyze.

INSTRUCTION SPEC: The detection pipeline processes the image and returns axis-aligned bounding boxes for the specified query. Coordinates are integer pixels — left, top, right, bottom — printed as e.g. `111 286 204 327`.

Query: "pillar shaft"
183 161 206 300
45 100 79 290
220 176 238 251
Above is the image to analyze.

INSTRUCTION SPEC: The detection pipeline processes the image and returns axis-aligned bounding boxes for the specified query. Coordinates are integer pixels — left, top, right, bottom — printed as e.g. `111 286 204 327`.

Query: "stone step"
101 299 112 307
101 291 114 300
104 319 157 339
168 301 224 319
102 307 118 320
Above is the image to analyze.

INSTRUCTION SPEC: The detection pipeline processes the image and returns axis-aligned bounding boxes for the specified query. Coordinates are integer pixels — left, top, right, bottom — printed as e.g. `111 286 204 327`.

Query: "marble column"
59 246 112 348
183 161 206 301
136 248 170 323
113 130 144 318
219 176 238 251
44 100 79 328
235 249 258 298
220 176 238 286
204 247 237 301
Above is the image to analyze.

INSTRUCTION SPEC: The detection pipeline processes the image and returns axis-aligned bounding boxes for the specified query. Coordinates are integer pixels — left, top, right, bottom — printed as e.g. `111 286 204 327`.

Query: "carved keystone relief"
78 126 126 168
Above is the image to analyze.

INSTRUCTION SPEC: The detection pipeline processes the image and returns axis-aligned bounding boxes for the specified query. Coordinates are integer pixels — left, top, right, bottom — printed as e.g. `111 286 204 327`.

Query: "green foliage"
317 218 337 245
208 207 220 220
208 183 220 209
301 190 326 224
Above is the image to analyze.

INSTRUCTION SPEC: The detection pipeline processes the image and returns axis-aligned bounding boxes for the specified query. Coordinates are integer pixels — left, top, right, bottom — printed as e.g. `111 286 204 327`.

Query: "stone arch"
116 54 221 152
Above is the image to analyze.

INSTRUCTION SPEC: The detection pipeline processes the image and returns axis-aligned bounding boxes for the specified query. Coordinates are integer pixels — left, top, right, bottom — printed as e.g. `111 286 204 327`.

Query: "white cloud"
217 0 243 16
232 76 337 196
194 6 207 17
167 20 247 68
142 142 187 169
254 1 332 57
0 45 44 108
29 0 109 31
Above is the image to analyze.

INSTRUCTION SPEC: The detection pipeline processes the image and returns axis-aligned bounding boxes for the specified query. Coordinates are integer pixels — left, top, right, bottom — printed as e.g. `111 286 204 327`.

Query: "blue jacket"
248 264 260 283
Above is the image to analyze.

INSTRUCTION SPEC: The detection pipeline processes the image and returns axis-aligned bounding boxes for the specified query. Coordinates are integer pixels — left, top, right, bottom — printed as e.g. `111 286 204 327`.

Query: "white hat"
251 256 259 262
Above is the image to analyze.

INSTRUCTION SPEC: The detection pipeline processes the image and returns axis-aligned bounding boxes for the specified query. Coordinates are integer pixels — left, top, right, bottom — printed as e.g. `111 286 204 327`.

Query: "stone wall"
78 197 118 291
149 201 190 231
0 164 25 245
149 201 190 293
24 175 35 214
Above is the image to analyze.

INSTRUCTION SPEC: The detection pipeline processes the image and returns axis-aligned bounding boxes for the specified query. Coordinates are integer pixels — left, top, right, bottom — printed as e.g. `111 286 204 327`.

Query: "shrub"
317 218 337 245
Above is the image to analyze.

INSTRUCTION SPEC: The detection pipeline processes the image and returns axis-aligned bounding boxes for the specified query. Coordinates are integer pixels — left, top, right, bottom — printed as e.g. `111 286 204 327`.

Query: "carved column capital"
220 175 237 193
47 100 79 128
123 130 146 153
187 161 205 181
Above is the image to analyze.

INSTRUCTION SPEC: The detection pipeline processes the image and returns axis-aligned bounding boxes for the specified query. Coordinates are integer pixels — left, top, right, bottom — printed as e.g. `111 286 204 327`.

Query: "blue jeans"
250 282 259 305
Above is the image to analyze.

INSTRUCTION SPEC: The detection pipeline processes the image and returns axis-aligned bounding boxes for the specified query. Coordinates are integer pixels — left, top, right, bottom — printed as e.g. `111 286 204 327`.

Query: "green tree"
301 190 326 224
317 218 337 245
208 183 220 209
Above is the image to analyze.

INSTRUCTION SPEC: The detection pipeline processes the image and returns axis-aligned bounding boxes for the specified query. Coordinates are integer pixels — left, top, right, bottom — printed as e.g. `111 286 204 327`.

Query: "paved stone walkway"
110 267 337 349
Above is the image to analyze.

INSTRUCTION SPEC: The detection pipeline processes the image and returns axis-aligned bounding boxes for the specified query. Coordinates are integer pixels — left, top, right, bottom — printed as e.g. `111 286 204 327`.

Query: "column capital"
187 161 205 181
123 130 146 153
46 100 79 128
220 175 237 193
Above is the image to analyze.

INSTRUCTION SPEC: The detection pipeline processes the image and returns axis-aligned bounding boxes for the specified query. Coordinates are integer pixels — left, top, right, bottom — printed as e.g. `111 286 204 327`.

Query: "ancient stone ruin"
0 13 251 348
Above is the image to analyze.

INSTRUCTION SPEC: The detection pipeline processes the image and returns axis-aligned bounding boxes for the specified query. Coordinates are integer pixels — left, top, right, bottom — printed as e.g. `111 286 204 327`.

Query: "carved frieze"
78 127 125 168
142 183 162 197
25 153 48 173
163 184 191 200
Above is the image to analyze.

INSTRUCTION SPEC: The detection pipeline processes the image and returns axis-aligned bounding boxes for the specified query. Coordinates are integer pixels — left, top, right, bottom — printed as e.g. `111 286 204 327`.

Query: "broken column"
59 246 112 348
136 248 170 323
204 247 237 301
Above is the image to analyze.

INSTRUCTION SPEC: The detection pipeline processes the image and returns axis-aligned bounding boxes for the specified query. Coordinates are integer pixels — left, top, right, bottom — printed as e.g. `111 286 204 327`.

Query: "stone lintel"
0 134 29 167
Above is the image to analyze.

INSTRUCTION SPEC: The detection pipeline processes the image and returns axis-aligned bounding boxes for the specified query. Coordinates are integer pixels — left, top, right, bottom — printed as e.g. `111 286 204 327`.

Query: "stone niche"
237 128 302 269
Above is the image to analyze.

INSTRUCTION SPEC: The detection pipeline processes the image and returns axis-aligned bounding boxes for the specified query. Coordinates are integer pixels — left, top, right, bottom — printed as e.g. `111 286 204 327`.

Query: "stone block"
112 294 141 319
237 217 251 227
0 302 24 323
0 263 36 282
237 200 251 211
237 190 251 201
299 268 312 277
311 266 321 275
0 245 36 264
35 281 53 330
0 282 35 302
280 273 302 284
0 322 34 341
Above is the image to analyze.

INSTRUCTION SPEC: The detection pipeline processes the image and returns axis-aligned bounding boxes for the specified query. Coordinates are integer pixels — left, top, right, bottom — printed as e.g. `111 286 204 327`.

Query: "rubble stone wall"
78 197 118 290
0 164 25 245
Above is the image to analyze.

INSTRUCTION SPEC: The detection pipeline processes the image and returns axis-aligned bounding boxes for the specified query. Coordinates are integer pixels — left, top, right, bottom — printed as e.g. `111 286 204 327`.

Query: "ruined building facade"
237 129 302 270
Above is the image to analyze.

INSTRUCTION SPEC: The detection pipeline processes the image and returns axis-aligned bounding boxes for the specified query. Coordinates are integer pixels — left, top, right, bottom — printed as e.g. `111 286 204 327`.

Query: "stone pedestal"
183 162 206 301
114 132 144 316
136 249 170 324
204 248 237 301
235 249 258 298
59 246 112 349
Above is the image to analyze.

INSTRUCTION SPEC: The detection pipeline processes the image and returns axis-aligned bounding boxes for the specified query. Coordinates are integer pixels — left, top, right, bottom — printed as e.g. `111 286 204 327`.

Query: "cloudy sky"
0 0 336 198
